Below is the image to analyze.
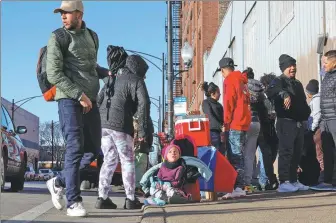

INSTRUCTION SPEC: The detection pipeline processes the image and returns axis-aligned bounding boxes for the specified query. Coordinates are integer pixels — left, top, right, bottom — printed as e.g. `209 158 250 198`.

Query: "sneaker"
222 187 246 199
168 193 191 204
244 185 256 193
46 177 65 210
265 180 279 191
277 181 299 193
310 183 334 191
67 202 88 217
292 181 309 191
124 197 143 209
95 197 117 209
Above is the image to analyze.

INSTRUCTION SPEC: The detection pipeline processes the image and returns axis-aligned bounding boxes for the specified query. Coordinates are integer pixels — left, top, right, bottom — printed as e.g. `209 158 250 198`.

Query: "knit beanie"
306 79 319 95
163 144 181 160
279 54 296 72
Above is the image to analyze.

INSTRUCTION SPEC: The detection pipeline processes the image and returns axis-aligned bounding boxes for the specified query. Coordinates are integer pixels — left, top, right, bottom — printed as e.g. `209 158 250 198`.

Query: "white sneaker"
47 177 65 210
222 188 246 199
67 202 88 217
277 181 299 193
292 181 309 191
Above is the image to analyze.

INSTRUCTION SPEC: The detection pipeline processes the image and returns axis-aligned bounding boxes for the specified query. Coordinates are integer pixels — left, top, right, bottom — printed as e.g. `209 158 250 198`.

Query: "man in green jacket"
45 1 108 217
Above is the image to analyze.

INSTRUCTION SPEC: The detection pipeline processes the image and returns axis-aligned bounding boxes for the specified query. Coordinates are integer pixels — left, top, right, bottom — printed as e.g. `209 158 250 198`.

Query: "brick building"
179 1 230 112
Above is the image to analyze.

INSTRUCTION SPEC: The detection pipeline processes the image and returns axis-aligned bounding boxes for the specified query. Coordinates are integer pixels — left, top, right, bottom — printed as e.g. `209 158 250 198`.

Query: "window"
1 105 15 132
269 1 294 41
1 106 7 128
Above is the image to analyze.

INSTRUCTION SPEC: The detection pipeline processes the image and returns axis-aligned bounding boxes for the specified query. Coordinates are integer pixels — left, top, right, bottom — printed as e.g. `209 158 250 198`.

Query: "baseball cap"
219 57 237 69
54 1 84 13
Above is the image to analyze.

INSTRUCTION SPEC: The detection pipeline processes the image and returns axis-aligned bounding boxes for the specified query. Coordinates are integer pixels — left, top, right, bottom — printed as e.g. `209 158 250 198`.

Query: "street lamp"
11 95 43 121
181 42 194 69
150 96 161 132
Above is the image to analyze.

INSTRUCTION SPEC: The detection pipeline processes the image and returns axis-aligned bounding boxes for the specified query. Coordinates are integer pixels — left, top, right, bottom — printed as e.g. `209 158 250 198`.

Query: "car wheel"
11 159 26 192
0 155 7 191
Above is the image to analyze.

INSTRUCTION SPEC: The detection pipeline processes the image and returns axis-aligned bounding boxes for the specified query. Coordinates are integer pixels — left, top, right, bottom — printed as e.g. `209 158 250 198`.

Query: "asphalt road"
1 181 144 223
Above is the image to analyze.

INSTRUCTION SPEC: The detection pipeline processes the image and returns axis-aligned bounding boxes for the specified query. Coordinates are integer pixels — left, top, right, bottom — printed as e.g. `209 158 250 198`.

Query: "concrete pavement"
142 191 336 223
3 182 336 223
1 182 143 223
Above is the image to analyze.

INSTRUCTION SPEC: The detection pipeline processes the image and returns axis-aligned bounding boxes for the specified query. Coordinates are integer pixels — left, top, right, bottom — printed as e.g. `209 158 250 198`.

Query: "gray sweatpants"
244 121 261 185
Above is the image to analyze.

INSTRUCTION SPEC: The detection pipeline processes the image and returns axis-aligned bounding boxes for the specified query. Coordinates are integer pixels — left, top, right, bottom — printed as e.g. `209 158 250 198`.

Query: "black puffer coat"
320 69 336 120
98 55 150 138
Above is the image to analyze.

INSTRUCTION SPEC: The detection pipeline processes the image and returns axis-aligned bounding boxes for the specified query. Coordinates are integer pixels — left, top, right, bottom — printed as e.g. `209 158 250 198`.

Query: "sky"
1 1 166 132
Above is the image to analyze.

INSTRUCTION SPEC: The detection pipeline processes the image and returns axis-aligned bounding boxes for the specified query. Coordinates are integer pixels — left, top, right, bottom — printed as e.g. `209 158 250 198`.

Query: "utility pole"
11 99 15 121
167 1 174 138
51 120 54 169
158 96 161 132
162 52 165 132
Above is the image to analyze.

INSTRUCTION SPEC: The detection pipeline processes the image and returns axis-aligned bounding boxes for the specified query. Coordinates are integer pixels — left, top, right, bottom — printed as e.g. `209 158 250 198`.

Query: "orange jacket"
223 71 251 131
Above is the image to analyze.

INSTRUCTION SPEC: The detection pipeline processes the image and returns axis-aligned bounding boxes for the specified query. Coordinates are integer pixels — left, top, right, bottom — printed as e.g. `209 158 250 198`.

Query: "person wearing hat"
266 54 311 193
46 1 109 217
219 57 251 199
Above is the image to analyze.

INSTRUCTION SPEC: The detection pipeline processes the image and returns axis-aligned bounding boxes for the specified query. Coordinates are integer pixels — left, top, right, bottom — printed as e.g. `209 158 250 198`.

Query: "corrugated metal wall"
204 1 336 98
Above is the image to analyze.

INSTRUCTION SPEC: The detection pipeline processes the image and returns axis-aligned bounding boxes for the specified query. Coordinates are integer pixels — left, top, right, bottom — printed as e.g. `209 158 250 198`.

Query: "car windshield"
40 170 49 173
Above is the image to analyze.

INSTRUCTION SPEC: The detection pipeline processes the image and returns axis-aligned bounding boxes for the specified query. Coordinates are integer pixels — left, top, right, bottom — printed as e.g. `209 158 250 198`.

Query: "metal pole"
158 96 161 132
162 52 165 132
167 1 174 137
51 120 54 169
11 99 15 121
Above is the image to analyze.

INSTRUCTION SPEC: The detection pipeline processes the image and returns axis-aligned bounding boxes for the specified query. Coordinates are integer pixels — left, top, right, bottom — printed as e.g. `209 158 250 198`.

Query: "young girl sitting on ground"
145 144 191 205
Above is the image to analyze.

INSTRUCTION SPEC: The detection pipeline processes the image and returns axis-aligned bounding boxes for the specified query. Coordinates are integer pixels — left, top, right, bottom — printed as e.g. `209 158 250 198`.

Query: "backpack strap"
87 28 99 54
52 28 71 57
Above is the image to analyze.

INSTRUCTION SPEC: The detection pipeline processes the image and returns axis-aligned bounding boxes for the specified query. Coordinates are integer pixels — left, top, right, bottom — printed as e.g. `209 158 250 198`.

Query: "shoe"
67 202 88 217
168 193 191 204
95 197 117 209
244 185 256 193
310 183 334 191
124 197 143 209
46 177 65 210
292 181 309 191
277 181 299 193
222 187 246 199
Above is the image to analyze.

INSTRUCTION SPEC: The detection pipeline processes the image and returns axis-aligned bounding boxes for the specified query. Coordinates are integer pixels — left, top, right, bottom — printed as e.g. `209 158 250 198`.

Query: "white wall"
204 1 336 104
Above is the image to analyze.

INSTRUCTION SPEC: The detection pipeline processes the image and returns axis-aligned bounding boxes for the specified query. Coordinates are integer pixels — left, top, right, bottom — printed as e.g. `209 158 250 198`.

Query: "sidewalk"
141 191 336 223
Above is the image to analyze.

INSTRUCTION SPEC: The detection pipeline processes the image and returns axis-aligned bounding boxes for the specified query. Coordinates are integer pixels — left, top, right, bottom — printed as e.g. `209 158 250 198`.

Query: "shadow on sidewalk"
164 202 336 218
165 190 336 208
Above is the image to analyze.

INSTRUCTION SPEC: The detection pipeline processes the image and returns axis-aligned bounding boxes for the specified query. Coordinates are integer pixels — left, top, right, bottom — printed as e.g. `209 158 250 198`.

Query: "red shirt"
223 71 251 131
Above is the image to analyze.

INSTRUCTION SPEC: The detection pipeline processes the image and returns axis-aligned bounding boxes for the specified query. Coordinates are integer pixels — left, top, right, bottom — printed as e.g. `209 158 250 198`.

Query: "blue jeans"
210 131 224 155
257 147 268 186
56 99 101 207
226 130 247 189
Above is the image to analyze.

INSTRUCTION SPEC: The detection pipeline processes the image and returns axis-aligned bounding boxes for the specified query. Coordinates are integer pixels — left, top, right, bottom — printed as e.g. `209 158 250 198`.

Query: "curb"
141 206 166 223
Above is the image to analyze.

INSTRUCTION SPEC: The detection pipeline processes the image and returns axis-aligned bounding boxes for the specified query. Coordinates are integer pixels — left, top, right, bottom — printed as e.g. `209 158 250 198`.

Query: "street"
1 182 144 223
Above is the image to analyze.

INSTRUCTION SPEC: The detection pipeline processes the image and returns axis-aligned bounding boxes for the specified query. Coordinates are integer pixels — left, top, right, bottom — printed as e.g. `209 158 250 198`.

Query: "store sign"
174 97 187 116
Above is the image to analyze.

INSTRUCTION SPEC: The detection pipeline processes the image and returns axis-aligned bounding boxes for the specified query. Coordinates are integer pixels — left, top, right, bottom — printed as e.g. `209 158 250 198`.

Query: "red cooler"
174 115 211 147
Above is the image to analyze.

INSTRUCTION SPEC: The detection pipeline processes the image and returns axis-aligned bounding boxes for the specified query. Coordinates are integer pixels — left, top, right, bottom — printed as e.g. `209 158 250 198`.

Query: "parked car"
1 104 28 191
36 169 54 181
25 166 36 181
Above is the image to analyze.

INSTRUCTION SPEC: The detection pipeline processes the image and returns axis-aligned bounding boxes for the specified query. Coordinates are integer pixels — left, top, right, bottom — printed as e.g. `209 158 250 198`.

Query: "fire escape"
165 1 182 99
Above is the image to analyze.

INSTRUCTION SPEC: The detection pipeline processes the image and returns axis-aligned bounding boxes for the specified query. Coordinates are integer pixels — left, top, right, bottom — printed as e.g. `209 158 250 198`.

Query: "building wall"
204 1 336 105
1 97 40 168
180 1 226 113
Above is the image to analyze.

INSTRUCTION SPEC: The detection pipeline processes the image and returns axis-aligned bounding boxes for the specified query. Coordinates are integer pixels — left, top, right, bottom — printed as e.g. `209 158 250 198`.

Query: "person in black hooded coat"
96 55 150 210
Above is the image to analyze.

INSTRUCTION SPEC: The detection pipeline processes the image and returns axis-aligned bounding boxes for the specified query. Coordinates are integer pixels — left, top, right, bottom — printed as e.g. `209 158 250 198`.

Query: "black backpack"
36 28 99 102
